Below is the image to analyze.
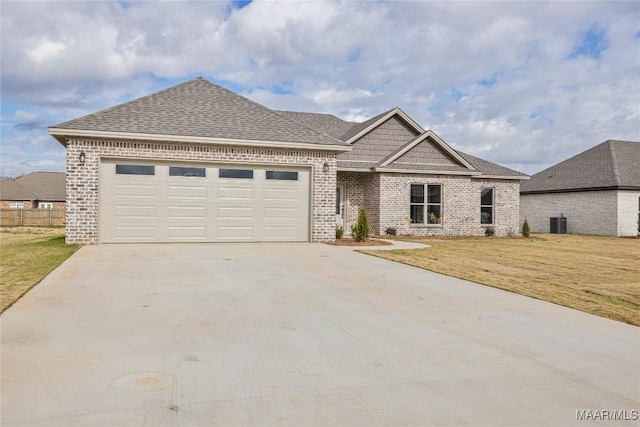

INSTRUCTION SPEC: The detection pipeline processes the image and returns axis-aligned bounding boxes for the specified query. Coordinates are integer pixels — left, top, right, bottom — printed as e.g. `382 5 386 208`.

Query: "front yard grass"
0 228 79 313
361 234 640 326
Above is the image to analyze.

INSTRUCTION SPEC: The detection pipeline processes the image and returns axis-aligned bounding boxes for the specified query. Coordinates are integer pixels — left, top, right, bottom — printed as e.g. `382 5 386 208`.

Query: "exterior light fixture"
323 162 329 173
79 151 86 165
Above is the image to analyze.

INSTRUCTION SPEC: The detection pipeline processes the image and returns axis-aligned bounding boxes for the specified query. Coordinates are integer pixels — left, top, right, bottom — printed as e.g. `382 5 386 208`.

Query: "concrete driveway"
1 243 638 426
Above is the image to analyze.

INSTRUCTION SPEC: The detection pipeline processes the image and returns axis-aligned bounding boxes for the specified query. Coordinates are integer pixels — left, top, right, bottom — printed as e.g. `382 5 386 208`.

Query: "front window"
38 202 53 209
9 202 24 209
410 184 442 224
481 187 494 225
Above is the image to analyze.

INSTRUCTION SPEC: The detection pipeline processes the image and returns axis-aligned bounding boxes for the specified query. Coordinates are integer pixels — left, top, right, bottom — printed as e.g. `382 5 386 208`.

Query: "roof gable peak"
343 107 424 144
378 129 476 170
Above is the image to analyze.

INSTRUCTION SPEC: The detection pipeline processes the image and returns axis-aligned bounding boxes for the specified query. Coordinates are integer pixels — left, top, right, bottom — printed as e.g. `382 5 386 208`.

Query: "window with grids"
410 184 442 225
481 187 494 225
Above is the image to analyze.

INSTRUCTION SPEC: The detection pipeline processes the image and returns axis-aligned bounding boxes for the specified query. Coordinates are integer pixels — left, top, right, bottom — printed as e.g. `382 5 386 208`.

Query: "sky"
1 0 639 178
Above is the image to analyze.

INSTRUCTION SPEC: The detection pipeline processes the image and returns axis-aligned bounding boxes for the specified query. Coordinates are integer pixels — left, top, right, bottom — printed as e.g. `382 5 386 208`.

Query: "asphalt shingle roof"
0 179 35 201
520 140 640 193
456 151 528 178
52 78 346 147
276 111 354 140
15 172 66 201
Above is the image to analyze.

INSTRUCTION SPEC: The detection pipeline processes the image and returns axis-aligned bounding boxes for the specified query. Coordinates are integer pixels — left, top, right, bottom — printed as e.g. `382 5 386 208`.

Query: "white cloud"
0 0 638 176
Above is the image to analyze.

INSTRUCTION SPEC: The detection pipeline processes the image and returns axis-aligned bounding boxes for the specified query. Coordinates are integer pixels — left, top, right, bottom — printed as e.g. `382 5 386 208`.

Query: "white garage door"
99 159 310 243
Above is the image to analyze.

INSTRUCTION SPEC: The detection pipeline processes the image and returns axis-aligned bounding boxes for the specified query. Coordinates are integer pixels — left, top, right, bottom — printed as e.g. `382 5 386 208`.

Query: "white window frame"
481 187 495 225
38 202 53 209
410 183 442 225
9 202 24 209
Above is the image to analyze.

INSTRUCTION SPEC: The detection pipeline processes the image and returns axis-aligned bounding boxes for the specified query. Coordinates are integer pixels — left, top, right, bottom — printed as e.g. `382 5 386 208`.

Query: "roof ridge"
606 140 622 186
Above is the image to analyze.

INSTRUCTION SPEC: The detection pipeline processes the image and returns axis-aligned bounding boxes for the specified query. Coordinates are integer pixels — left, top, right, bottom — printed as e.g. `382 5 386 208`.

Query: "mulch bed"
327 238 394 247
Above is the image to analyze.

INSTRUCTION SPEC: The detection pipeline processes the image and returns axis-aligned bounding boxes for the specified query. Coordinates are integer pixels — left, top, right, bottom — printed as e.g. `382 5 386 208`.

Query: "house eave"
48 128 353 153
472 175 530 181
337 167 374 173
521 185 640 195
372 167 481 176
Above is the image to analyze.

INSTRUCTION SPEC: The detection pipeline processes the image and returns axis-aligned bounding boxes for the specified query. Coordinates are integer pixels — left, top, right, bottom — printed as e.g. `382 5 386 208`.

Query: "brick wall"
66 138 337 244
0 200 34 208
0 201 65 209
519 190 636 236
338 171 521 236
337 171 379 235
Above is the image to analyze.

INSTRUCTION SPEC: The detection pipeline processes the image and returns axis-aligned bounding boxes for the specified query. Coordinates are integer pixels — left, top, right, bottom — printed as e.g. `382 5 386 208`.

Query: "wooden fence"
0 209 65 227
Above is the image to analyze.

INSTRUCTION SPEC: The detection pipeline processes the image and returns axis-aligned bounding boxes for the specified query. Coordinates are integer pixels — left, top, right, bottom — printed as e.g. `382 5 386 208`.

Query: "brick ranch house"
48 77 527 244
520 140 640 237
0 172 66 209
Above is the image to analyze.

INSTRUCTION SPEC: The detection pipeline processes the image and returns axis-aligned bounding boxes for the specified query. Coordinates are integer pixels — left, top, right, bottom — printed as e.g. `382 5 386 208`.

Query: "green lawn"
0 228 79 313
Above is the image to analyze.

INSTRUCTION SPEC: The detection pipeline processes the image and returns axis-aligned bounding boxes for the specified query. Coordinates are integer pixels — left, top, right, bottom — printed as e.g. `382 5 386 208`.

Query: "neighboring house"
49 77 527 245
0 172 66 209
520 140 640 237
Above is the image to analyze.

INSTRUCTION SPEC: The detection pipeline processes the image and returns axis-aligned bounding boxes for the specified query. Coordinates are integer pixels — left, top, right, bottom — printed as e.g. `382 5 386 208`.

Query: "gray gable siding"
391 137 461 167
338 116 419 162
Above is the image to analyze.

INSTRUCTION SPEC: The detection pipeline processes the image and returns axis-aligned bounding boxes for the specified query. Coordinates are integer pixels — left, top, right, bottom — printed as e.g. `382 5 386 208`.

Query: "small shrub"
351 207 369 242
335 225 344 239
484 226 495 237
522 218 530 238
385 227 397 236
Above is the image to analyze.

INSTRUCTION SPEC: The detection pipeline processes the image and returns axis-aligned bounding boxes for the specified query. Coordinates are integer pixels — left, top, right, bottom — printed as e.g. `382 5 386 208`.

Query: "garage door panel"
217 206 254 219
115 184 157 197
264 188 300 201
100 161 309 243
115 205 157 219
167 226 207 239
217 187 255 199
168 206 207 219
168 185 207 199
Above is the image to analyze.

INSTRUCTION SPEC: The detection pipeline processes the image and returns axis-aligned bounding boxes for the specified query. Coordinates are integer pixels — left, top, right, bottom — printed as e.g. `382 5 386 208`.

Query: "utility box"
550 217 567 234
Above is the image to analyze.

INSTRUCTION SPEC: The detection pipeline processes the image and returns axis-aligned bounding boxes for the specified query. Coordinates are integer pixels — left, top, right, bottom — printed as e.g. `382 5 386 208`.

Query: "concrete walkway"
1 243 638 426
336 238 431 251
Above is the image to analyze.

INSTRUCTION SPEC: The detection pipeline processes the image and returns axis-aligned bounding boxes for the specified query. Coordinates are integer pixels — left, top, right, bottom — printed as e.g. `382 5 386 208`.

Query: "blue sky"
1 0 639 177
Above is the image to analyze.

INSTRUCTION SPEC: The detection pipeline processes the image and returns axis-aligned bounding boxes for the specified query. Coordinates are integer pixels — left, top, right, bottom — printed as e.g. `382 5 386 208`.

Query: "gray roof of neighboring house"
520 140 640 193
51 77 347 147
276 111 354 140
0 179 35 201
13 172 66 201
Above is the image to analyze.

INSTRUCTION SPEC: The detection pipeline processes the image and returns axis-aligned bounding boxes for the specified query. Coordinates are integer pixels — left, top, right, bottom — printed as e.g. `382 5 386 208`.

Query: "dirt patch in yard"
327 238 394 247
